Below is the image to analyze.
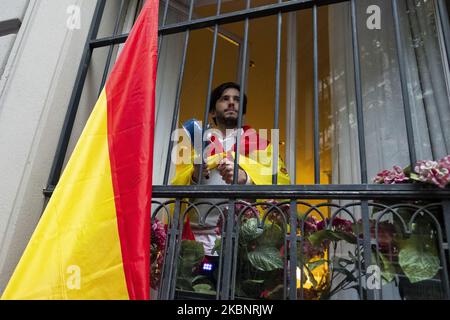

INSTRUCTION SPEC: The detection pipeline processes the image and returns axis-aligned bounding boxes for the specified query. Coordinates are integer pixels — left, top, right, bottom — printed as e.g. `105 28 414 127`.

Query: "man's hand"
217 158 248 184
192 163 210 183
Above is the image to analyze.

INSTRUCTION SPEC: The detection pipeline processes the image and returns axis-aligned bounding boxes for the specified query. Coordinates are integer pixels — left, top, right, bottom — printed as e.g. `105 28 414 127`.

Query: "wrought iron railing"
46 0 450 194
151 185 450 300
40 0 450 300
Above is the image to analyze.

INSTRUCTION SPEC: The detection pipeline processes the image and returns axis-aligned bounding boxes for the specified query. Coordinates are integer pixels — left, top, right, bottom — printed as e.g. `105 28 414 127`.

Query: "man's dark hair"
209 82 247 124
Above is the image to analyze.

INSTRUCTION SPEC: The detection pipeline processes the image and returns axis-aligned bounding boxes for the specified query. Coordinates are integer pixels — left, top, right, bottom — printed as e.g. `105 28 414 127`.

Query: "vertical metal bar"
133 0 144 23
233 0 251 185
220 199 236 299
437 0 450 64
313 5 320 185
298 212 305 300
230 212 240 299
374 221 383 300
350 0 368 184
286 13 297 184
392 0 417 166
157 0 171 65
351 1 373 299
361 200 375 300
289 200 298 300
356 234 364 299
160 199 181 300
215 226 226 299
272 6 282 185
45 0 107 192
442 200 450 299
134 0 143 18
198 0 222 184
163 0 196 185
169 209 186 300
98 0 126 97
283 230 288 300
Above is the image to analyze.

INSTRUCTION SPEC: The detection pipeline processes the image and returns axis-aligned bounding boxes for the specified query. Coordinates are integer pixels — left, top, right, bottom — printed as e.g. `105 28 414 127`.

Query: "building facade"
1 0 450 299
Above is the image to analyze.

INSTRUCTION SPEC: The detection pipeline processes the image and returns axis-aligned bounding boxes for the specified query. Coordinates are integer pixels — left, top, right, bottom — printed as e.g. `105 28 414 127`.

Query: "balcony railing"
40 0 450 301
151 185 450 300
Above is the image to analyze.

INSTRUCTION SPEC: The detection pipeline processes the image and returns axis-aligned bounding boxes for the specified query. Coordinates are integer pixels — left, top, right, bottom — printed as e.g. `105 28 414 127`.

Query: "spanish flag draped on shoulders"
2 0 158 300
172 125 290 187
171 125 290 240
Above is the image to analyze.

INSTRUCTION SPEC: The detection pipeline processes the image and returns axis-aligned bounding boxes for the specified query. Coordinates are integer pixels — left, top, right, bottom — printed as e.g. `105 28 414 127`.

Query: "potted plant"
370 155 450 299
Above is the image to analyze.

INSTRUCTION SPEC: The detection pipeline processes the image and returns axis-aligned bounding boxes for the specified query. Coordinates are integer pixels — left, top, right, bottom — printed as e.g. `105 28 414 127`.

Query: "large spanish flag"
2 0 158 300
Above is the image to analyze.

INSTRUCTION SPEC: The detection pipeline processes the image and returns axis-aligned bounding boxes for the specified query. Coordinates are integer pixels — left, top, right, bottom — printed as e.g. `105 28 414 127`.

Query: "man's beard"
216 113 238 128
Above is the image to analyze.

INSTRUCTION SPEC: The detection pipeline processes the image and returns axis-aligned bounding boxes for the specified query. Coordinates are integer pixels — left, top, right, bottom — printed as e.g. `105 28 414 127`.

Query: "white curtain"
150 0 185 298
330 0 450 185
153 1 186 185
328 0 450 300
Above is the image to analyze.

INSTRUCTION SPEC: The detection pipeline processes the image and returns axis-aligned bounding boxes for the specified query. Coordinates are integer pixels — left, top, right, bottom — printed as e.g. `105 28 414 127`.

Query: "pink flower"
373 166 409 184
356 219 398 258
236 204 258 220
439 155 450 170
414 158 450 189
302 217 318 234
331 217 353 233
373 170 391 184
151 218 168 290
151 217 167 250
315 217 353 233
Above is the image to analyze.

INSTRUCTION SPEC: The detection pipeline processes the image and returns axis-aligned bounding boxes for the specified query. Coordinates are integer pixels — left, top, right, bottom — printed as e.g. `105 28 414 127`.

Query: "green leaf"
258 222 284 249
333 256 354 268
403 165 412 175
398 235 440 283
240 280 265 299
332 265 357 283
179 240 205 264
351 223 363 235
248 246 283 272
348 251 360 263
302 265 318 288
306 259 329 271
376 250 396 283
191 275 210 285
176 277 194 291
409 172 423 183
308 230 356 247
178 240 205 277
240 218 263 244
308 230 335 247
244 279 265 284
334 231 357 244
211 238 221 255
193 284 216 295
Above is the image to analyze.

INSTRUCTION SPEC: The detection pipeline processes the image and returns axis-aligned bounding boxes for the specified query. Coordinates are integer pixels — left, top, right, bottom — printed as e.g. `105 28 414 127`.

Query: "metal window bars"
43 0 450 300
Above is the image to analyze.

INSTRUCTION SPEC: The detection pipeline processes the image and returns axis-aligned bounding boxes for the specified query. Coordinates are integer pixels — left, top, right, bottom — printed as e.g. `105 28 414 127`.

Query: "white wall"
0 0 29 88
0 0 188 295
0 0 124 294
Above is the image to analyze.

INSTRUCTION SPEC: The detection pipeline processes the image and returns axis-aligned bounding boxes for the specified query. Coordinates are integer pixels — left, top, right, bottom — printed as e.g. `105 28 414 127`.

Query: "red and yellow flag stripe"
2 0 158 300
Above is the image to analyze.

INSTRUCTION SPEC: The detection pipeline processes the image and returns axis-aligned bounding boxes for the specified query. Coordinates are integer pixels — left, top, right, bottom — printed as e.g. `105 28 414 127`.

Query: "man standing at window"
171 82 290 256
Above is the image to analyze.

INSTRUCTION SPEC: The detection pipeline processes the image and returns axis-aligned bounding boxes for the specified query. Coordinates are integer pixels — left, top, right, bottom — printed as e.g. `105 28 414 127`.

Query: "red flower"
260 290 270 299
